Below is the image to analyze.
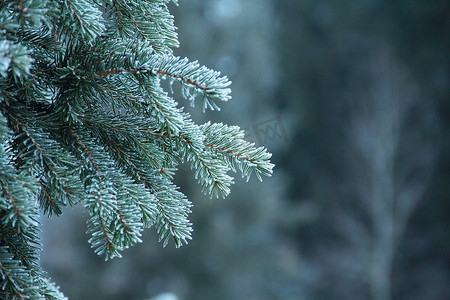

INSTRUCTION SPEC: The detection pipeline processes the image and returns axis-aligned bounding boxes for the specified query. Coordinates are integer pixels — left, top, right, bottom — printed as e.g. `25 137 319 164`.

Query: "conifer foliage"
0 0 273 298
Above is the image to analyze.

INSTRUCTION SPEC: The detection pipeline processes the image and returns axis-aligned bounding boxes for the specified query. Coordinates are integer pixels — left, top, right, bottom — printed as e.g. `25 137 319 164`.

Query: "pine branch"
0 40 33 80
0 246 33 299
5 0 55 28
87 49 231 112
65 129 156 259
80 112 176 179
16 26 60 53
132 72 185 134
78 113 193 247
201 122 274 181
152 56 232 111
0 112 39 230
0 114 65 297
1 0 274 296
1 240 67 299
61 0 105 42
5 113 83 216
107 0 178 53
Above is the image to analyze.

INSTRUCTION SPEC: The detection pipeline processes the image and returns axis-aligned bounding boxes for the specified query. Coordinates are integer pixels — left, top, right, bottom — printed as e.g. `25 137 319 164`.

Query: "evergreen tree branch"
145 55 232 112
5 113 83 216
0 0 274 296
5 0 55 28
0 40 33 79
80 113 176 178
1 239 67 299
61 0 105 42
79 113 192 246
89 52 231 112
65 129 152 259
85 117 193 247
201 122 274 181
106 0 178 53
0 131 66 298
0 246 31 299
132 72 185 134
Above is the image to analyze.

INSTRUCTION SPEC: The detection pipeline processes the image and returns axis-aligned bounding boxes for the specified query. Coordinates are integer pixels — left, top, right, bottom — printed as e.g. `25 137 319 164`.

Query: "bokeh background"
40 1 450 299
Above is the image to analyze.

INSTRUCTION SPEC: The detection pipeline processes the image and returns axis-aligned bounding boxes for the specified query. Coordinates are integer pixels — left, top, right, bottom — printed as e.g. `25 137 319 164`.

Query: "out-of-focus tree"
276 0 449 299
316 49 437 300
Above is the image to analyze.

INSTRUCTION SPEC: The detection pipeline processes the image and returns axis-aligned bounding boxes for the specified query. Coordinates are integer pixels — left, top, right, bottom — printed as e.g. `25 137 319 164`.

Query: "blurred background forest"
40 0 450 299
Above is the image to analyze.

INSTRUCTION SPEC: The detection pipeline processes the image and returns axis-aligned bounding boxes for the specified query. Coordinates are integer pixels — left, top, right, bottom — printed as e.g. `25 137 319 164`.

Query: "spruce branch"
0 40 33 80
201 122 274 181
5 0 55 28
152 178 193 248
0 0 274 296
0 246 33 299
106 0 178 53
89 51 231 112
146 55 232 112
61 0 105 42
5 113 82 216
80 112 176 179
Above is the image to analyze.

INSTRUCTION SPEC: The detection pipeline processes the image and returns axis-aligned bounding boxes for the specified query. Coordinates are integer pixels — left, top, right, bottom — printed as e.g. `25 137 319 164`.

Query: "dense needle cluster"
0 0 273 298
